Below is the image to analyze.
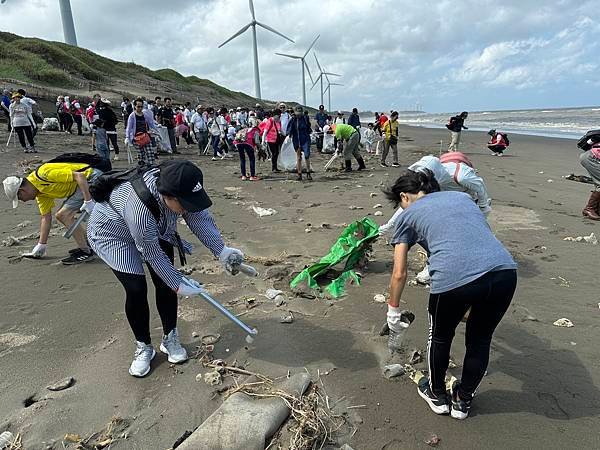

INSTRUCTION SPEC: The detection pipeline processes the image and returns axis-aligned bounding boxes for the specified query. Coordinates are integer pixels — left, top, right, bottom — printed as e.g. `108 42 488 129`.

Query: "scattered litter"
373 204 382 209
426 434 441 447
448 359 457 369
1 236 22 247
192 331 200 338
547 179 553 183
570 342 577 346
201 334 221 345
373 294 386 303
224 186 242 192
409 349 423 364
553 318 574 328
408 280 418 286
265 289 284 299
252 206 277 217
195 373 203 382
539 171 544 174
550 276 571 287
280 312 294 324
370 193 377 198
563 233 597 245
0 431 15 450
374 211 383 216
16 220 32 229
321 223 331 229
348 205 363 210
382 364 405 379
47 376 75 392
305 228 312 233
275 297 286 307
204 371 223 385
63 434 82 443
565 173 595 184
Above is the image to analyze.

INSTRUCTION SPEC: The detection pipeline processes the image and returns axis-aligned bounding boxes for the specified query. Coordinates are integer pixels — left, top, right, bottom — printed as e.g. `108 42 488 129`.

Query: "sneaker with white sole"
418 378 450 414
159 328 188 363
451 383 472 420
129 341 156 377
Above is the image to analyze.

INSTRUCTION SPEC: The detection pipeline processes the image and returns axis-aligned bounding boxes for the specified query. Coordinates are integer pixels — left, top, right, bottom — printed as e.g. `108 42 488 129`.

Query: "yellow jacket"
382 119 399 140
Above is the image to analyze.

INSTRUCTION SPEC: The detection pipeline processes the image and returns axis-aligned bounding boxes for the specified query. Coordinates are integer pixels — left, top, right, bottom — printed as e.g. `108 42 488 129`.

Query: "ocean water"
361 107 600 140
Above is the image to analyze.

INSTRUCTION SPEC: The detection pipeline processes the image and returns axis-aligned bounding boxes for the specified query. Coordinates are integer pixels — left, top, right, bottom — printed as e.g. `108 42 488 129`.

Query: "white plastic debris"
370 192 378 198
374 294 386 303
553 318 574 328
563 233 597 245
349 205 363 210
265 288 284 299
382 364 405 379
252 206 277 217
374 211 383 216
373 203 383 209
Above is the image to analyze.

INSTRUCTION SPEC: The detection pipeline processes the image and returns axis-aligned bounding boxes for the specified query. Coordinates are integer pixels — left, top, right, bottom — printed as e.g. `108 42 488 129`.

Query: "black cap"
156 161 212 212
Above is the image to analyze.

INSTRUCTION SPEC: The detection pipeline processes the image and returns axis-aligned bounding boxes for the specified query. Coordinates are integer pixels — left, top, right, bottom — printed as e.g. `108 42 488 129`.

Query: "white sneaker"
129 341 156 377
113 155 119 161
416 265 431 284
159 328 188 363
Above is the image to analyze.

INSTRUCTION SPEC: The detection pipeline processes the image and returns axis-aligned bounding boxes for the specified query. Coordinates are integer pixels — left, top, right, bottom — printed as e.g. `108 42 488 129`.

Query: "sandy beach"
1 124 599 449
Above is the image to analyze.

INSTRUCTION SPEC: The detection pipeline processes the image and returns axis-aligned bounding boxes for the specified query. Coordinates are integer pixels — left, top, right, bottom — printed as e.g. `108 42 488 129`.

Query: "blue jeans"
211 135 221 157
237 144 255 176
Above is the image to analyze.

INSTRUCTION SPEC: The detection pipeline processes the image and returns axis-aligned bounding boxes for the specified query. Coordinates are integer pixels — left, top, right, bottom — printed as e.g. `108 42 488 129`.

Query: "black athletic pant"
107 131 120 154
64 113 74 133
74 115 83 135
268 142 280 171
112 241 178 344
427 269 517 400
488 144 506 154
14 125 35 149
3 109 10 131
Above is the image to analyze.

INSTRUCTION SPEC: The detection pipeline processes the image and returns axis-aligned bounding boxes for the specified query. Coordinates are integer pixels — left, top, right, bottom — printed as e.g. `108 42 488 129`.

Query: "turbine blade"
304 60 314 84
255 21 294 43
310 74 322 90
218 23 252 48
275 52 302 59
330 83 344 86
249 0 255 20
313 53 323 72
303 34 320 58
323 72 342 77
323 84 330 94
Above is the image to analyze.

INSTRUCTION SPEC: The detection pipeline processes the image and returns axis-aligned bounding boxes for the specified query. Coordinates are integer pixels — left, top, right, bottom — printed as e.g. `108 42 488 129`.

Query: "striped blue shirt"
87 169 225 290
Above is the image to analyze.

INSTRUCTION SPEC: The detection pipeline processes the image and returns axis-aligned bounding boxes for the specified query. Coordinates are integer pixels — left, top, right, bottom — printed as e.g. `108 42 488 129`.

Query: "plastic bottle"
0 431 14 449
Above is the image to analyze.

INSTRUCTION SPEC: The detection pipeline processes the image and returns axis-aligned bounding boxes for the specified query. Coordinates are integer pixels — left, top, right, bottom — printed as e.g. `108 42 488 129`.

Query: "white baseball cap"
3 176 22 208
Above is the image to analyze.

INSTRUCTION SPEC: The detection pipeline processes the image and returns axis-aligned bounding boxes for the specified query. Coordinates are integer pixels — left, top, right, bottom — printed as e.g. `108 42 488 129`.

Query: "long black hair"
383 169 440 208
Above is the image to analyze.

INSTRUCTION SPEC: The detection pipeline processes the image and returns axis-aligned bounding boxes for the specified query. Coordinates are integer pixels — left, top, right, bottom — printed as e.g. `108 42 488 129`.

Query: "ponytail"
383 169 440 207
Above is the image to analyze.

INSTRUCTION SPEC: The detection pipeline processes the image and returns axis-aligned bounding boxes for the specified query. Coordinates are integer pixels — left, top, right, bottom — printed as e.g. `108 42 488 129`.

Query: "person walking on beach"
279 103 291 136
86 160 245 377
288 105 313 181
3 159 105 264
381 111 400 167
96 99 121 161
2 89 11 132
262 109 284 172
9 92 36 153
191 105 209 156
63 96 74 134
487 129 509 156
332 123 366 172
364 123 376 153
234 118 260 181
446 111 469 152
579 135 600 220
383 170 517 420
158 98 178 154
71 98 84 136
126 98 158 166
348 107 361 132
315 105 328 152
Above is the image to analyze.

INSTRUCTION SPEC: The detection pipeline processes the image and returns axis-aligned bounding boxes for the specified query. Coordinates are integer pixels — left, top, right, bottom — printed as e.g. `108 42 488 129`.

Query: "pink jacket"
262 118 281 144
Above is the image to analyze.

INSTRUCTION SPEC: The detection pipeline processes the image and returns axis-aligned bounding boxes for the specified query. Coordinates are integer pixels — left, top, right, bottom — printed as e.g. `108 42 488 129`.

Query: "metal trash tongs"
181 262 259 343
63 210 90 239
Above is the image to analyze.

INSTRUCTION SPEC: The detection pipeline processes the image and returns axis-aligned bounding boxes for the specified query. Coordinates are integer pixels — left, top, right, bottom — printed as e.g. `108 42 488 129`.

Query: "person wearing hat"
381 111 400 167
487 129 509 156
255 103 265 121
190 105 209 156
86 160 245 377
287 105 313 181
1 89 11 132
9 92 36 152
3 161 101 263
278 103 290 136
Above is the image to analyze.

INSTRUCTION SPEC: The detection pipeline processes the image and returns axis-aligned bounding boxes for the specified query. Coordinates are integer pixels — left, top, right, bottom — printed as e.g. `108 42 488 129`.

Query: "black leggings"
112 241 178 344
14 125 35 148
268 142 280 170
107 131 120 154
488 144 506 154
427 269 517 399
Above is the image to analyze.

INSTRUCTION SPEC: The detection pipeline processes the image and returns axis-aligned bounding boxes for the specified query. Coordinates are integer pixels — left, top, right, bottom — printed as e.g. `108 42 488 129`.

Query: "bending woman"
383 170 517 420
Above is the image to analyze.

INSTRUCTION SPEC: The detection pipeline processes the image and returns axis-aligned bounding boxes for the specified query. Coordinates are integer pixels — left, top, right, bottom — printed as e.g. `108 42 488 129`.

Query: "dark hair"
272 108 281 116
460 111 468 117
164 97 171 102
17 88 26 96
134 97 143 106
383 169 440 207
155 96 161 101
352 107 358 113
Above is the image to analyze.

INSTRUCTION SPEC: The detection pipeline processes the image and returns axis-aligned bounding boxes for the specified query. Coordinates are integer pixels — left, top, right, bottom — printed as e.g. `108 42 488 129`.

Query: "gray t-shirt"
391 191 516 294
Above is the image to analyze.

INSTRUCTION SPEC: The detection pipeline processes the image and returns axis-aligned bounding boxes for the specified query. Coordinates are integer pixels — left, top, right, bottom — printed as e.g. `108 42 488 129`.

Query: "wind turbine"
311 53 341 108
324 81 344 112
218 0 294 100
275 34 319 106
1 0 77 46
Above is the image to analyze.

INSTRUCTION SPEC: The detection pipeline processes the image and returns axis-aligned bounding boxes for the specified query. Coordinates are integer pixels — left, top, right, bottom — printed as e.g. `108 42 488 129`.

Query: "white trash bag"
277 136 305 172
155 125 172 152
41 117 60 131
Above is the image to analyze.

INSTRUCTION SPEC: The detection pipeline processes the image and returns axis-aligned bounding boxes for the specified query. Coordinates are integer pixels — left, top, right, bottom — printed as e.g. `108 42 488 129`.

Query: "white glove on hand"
177 277 206 296
22 243 47 259
387 306 415 353
480 204 492 217
124 137 130 146
219 246 244 275
80 199 95 214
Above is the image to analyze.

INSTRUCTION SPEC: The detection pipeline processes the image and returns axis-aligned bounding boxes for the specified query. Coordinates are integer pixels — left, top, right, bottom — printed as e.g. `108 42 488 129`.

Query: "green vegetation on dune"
0 31 257 104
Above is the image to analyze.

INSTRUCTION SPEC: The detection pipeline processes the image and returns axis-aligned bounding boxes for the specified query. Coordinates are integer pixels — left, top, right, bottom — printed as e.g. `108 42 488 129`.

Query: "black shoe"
344 160 353 172
61 249 95 265
306 172 313 181
356 157 367 171
450 383 472 420
391 162 400 167
297 174 303 181
380 162 388 168
417 378 450 415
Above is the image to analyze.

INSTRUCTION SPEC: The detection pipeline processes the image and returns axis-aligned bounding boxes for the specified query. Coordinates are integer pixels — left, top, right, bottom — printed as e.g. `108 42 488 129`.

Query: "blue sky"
1 0 599 112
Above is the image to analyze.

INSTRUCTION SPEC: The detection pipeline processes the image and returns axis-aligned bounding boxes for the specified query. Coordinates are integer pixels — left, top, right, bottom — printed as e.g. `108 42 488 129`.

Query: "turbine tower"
218 0 294 100
324 81 344 112
311 53 340 108
1 0 78 46
275 35 319 106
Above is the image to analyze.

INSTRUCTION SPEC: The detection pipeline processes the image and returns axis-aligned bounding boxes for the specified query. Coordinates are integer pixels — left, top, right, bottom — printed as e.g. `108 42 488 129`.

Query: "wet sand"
0 124 599 449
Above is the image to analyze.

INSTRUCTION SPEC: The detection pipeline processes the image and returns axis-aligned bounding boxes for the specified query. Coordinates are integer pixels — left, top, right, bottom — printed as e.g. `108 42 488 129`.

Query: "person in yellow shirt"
3 162 101 264
381 111 400 168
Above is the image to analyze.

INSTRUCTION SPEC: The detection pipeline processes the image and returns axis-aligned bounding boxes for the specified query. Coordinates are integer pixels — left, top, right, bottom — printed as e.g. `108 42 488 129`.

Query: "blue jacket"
287 114 312 147
315 111 327 128
1 95 9 110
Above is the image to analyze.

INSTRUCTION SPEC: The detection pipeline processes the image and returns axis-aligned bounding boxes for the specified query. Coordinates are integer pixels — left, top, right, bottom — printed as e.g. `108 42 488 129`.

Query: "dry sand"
0 124 599 449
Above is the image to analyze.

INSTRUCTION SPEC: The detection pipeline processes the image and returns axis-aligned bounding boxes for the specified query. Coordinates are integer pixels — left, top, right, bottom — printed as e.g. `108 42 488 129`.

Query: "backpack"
40 152 112 174
577 129 600 151
89 165 160 221
500 133 510 146
235 127 248 143
446 116 457 130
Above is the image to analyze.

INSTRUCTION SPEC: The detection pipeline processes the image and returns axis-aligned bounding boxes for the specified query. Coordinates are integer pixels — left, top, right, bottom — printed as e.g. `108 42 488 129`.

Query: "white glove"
387 306 414 353
80 199 95 214
177 277 206 296
219 246 244 275
22 243 47 259
124 137 131 146
480 204 492 217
